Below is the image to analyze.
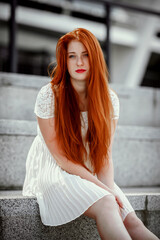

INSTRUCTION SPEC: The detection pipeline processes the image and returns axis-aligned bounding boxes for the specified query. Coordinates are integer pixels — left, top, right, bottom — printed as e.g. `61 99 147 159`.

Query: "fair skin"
37 40 159 240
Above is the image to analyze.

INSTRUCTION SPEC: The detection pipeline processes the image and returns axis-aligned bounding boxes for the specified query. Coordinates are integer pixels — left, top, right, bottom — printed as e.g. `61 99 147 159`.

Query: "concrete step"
0 72 160 126
0 190 160 239
0 119 160 189
0 72 49 121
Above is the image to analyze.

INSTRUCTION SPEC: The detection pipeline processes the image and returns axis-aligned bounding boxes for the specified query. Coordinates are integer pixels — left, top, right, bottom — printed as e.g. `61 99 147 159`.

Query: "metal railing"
1 0 160 73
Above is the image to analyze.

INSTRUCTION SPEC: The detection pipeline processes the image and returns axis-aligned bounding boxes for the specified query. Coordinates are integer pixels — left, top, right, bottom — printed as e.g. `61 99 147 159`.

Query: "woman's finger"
115 196 124 209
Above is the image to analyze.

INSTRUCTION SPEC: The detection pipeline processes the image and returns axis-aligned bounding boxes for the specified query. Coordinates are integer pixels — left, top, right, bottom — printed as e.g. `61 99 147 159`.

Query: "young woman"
23 28 159 240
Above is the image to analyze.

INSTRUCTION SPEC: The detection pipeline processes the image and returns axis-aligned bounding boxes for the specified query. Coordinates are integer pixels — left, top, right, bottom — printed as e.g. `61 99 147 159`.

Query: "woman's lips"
75 69 86 73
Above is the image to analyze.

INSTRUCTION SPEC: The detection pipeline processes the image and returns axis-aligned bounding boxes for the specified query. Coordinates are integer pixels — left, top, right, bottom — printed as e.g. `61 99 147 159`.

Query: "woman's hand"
112 191 124 209
112 191 124 219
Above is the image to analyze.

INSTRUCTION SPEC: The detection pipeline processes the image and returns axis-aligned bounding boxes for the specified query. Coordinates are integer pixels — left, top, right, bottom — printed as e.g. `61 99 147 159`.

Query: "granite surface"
0 192 160 240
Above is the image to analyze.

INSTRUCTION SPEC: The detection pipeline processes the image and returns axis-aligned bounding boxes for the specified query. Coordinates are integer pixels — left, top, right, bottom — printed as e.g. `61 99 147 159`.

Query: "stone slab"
0 119 160 188
0 196 100 240
146 211 160 238
0 193 160 239
0 135 35 188
0 72 49 89
0 73 49 120
147 194 160 211
0 86 39 120
0 72 160 126
0 119 36 135
113 137 160 187
127 194 146 210
112 84 160 127
122 187 160 193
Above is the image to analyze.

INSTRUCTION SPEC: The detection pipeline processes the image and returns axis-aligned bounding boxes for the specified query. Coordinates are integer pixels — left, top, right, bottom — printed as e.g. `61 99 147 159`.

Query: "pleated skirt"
22 135 134 226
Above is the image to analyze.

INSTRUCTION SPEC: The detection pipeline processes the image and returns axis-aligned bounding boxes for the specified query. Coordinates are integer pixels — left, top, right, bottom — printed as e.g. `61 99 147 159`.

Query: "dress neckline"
81 111 87 114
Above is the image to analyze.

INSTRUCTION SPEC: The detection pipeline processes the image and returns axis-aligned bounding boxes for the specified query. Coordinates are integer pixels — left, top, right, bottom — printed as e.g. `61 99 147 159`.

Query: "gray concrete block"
122 187 160 194
113 139 160 186
0 135 35 188
0 119 160 188
0 196 100 240
0 73 50 120
115 125 160 140
127 194 146 211
1 72 160 126
0 86 38 120
0 215 100 240
0 120 36 188
111 84 160 127
147 194 160 211
0 119 37 135
146 211 160 238
0 192 160 239
118 87 154 126
0 72 49 89
113 126 160 187
135 210 146 223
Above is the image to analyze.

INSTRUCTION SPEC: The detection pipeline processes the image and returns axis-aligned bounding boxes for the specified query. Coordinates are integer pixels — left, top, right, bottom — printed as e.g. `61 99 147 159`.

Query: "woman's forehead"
67 40 87 53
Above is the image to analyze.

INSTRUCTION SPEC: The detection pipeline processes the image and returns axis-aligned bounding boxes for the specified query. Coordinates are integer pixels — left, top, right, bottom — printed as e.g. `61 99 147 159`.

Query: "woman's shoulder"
109 87 119 103
39 82 53 98
34 82 55 119
109 87 120 119
109 87 118 97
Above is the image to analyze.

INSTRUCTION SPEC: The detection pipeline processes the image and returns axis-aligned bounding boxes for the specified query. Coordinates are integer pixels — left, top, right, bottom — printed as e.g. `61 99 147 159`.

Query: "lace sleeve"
109 89 120 120
34 83 55 119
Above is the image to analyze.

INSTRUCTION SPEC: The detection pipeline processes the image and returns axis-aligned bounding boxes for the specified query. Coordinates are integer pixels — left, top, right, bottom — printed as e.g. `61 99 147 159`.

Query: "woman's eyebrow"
67 51 88 54
67 52 76 54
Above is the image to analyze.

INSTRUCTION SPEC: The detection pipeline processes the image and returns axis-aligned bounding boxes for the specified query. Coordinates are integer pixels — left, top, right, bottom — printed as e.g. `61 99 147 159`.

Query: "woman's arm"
97 119 118 190
37 116 123 208
37 117 115 195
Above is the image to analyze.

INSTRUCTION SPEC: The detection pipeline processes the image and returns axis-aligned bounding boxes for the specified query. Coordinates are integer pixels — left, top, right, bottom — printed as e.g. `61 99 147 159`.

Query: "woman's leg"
124 212 159 240
84 195 132 240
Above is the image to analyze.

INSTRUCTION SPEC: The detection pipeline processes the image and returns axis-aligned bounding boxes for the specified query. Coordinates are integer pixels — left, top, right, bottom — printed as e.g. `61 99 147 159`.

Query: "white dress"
22 83 134 226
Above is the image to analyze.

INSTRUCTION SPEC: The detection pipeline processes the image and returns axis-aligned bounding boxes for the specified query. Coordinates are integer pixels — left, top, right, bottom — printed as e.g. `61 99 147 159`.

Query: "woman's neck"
70 79 88 111
79 96 88 112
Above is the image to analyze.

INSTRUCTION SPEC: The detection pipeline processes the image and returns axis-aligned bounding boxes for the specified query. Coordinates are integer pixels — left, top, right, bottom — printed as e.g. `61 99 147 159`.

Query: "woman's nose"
77 56 83 66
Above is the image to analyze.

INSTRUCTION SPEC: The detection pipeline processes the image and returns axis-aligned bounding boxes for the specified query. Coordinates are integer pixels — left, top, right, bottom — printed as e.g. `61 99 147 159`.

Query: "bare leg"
84 195 132 240
124 212 159 240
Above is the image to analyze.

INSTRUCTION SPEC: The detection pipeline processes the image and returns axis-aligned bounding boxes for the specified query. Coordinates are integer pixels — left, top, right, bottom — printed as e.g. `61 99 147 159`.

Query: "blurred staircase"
0 72 160 239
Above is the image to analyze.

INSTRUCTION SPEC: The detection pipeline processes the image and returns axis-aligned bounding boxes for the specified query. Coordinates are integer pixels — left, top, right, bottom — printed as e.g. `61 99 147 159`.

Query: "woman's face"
67 40 90 84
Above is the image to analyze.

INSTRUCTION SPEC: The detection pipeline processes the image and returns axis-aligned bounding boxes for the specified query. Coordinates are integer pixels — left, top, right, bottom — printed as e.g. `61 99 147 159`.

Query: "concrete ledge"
0 72 160 126
0 72 49 89
0 119 36 135
0 192 100 240
0 73 50 121
1 119 160 138
0 191 160 240
0 119 160 188
147 195 160 211
0 86 40 121
112 84 160 127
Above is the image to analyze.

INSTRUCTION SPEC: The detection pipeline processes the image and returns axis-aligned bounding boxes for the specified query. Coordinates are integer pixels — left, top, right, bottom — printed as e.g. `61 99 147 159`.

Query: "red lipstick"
75 69 86 73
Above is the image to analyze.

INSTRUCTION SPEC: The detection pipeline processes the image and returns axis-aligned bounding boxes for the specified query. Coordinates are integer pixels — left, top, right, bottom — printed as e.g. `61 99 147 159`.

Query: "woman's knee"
84 194 118 220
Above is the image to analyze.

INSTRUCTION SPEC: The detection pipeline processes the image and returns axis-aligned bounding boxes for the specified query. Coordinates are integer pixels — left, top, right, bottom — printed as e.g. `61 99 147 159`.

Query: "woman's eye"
83 53 88 57
69 55 75 58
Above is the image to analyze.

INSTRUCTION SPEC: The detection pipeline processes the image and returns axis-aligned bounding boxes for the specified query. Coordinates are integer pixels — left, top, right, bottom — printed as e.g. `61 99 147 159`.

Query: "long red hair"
50 28 115 174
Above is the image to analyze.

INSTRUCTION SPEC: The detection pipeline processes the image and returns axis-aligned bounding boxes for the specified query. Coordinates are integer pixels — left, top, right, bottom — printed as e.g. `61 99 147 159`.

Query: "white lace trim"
109 88 120 120
34 83 55 119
